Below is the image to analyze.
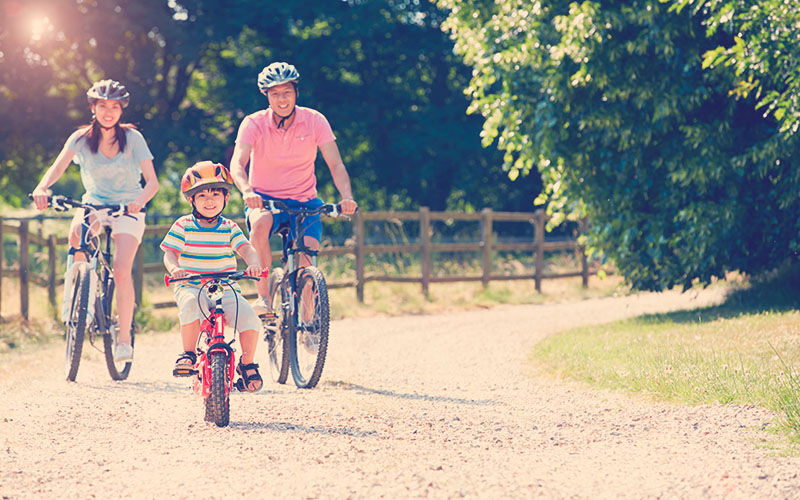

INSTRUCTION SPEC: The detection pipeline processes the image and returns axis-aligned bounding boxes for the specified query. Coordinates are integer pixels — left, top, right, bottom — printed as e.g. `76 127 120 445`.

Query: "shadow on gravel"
81 381 187 394
228 420 379 438
326 381 502 406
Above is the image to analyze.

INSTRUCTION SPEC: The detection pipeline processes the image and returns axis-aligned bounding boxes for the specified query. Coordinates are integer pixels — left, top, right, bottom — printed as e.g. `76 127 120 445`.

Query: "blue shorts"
245 193 324 243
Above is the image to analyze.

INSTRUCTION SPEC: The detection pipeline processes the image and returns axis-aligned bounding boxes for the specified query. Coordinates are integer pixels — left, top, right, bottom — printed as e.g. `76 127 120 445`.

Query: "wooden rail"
0 208 596 319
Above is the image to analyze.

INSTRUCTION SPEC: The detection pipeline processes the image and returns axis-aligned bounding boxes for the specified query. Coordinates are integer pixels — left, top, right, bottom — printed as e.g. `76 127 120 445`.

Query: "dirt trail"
2 287 800 499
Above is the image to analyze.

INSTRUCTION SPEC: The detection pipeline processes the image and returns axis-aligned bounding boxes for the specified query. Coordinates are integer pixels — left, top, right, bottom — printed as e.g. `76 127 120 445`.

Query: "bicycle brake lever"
52 196 69 212
109 204 126 218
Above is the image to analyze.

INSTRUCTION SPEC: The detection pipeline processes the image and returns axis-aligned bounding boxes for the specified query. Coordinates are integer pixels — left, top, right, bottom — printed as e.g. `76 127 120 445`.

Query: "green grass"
532 264 800 441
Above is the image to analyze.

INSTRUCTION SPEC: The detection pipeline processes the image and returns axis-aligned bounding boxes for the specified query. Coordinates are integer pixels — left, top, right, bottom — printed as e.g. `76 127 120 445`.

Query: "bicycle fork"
197 307 236 399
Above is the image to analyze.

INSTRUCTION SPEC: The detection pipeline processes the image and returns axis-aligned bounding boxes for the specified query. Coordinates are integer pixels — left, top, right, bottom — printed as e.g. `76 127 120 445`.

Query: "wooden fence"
0 208 596 320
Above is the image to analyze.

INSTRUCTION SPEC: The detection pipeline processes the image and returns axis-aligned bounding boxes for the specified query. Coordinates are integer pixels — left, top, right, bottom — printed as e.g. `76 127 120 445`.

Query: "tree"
438 0 800 290
2 0 537 214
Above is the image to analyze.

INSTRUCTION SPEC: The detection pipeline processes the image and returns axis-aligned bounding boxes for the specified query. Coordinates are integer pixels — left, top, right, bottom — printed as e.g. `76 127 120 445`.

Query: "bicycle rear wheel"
262 268 290 384
205 352 230 427
289 266 330 389
102 280 135 380
65 263 91 382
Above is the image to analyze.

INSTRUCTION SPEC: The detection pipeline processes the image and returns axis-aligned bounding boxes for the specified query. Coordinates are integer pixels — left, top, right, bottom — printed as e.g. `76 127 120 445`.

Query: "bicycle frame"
165 271 265 401
260 200 347 388
32 194 143 381
194 282 237 400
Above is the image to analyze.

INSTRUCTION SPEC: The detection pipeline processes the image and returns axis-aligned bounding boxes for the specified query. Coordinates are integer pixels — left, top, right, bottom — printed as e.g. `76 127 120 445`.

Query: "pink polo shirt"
235 106 336 201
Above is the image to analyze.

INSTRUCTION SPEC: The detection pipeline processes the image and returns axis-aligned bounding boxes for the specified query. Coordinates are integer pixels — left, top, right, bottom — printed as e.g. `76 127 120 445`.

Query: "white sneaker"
252 296 272 316
114 343 133 363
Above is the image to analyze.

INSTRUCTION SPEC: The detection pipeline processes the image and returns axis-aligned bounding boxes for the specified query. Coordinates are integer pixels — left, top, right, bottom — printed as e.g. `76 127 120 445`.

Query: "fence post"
581 246 589 288
134 246 143 308
0 216 4 319
19 221 30 320
420 207 430 296
354 211 365 303
534 209 545 293
481 208 493 288
48 235 57 310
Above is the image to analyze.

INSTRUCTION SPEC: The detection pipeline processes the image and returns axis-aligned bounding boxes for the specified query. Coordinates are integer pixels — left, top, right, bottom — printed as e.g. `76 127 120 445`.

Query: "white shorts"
174 285 262 333
71 210 146 243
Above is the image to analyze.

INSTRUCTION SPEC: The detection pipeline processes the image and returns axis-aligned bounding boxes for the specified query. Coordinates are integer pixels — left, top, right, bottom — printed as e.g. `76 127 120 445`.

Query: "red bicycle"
165 270 266 427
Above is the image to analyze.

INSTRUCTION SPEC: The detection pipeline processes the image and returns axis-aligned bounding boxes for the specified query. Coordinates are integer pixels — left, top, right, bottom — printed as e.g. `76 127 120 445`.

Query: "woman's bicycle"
259 199 350 389
165 270 266 427
31 194 142 381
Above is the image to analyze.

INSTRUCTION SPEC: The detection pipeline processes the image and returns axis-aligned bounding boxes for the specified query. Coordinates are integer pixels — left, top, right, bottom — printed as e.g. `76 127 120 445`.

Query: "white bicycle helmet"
257 62 300 94
86 79 130 108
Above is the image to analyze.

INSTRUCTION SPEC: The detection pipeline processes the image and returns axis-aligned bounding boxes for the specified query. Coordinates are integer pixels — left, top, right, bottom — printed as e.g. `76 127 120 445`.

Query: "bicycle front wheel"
205 352 230 427
262 268 290 384
65 263 92 382
102 280 135 381
290 266 330 389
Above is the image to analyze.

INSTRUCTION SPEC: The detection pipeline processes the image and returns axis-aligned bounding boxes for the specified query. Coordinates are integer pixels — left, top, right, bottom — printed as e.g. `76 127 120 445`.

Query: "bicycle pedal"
172 367 198 377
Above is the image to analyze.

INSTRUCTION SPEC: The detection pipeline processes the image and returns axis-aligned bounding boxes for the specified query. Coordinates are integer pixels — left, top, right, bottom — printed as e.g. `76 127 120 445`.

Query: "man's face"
267 82 297 117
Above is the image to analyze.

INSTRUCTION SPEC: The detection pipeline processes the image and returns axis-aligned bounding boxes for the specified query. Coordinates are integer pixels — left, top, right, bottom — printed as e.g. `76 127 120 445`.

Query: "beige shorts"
174 285 262 333
71 210 146 243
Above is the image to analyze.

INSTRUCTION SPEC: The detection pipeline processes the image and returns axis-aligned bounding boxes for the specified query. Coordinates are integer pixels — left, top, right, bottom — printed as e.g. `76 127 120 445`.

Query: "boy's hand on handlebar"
170 269 189 279
340 198 358 215
244 264 263 277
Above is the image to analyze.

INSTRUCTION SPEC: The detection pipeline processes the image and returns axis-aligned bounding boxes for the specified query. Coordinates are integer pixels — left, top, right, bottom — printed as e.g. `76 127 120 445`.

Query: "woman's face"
266 82 297 118
92 99 123 128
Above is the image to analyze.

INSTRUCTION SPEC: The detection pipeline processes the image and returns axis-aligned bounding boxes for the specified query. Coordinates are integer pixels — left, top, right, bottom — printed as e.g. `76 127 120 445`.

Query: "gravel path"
2 287 800 499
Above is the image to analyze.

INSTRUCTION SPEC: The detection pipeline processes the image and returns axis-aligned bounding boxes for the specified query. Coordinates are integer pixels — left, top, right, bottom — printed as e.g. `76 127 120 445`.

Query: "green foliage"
671 0 800 135
439 0 800 291
2 0 539 215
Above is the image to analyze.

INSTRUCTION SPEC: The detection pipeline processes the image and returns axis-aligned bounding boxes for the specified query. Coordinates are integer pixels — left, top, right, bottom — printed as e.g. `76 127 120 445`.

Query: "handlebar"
261 200 356 218
28 194 146 216
164 270 269 287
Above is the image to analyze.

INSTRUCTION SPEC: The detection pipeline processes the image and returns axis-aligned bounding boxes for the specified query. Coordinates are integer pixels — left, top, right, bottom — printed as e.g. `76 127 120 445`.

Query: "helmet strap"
191 195 227 224
276 107 296 129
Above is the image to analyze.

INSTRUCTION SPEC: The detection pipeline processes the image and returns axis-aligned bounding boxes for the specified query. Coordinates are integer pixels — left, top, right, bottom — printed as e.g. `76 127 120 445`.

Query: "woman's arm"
129 159 159 214
32 145 77 210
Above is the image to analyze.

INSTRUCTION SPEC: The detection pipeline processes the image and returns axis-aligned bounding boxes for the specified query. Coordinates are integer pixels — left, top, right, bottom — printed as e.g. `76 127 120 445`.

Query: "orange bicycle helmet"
181 161 234 199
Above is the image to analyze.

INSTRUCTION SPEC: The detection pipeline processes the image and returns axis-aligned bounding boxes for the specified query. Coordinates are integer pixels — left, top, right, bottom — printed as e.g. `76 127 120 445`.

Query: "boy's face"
193 189 228 218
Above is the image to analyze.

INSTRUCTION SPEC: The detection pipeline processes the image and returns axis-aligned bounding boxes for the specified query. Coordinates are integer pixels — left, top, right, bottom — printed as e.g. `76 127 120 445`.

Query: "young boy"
160 161 264 392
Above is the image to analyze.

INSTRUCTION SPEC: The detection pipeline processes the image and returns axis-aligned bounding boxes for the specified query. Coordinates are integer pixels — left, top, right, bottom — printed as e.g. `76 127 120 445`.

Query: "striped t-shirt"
160 215 249 288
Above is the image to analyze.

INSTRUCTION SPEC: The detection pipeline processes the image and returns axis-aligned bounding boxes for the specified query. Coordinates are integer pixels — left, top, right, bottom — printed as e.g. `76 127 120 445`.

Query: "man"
230 62 358 315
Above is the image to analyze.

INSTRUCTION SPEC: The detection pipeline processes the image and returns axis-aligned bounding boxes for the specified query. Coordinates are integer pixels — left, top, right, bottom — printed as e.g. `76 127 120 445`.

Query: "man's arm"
319 141 358 214
230 142 263 210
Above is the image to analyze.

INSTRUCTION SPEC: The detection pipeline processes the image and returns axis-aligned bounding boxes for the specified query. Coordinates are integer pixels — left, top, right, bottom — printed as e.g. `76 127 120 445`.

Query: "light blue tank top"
66 127 154 204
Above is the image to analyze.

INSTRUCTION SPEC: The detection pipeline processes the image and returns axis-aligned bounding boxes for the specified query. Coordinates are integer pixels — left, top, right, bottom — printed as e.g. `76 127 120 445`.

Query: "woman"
32 79 159 363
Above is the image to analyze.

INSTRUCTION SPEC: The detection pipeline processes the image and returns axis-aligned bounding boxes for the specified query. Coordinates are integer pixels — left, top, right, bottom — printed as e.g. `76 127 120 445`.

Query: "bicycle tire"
102 280 135 381
65 263 91 382
263 268 290 384
205 352 230 427
289 266 330 389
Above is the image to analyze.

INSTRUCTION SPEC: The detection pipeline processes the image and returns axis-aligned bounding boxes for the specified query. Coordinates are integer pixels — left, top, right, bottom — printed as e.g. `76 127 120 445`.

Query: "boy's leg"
173 286 204 374
180 320 202 353
238 329 262 392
